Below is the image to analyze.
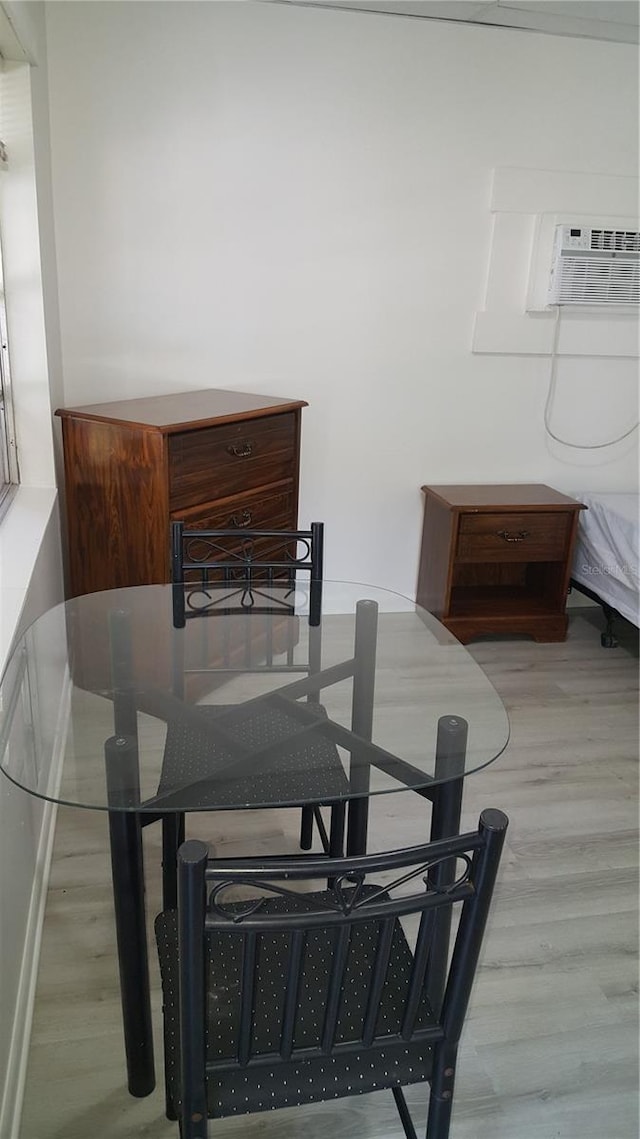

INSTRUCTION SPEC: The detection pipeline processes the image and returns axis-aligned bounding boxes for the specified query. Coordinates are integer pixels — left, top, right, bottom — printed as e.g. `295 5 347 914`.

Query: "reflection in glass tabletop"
0 581 509 813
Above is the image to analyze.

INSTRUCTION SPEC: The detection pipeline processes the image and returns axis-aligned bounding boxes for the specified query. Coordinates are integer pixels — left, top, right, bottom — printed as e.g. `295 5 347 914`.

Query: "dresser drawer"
172 482 295 531
168 413 297 511
172 483 297 580
456 512 571 562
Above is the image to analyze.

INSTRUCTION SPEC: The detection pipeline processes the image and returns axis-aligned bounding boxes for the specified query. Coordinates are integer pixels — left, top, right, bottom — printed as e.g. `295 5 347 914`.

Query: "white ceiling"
273 0 640 43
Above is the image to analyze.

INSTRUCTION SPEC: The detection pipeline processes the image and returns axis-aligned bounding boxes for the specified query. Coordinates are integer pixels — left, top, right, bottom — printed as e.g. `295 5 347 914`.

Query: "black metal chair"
155 808 508 1139
158 521 350 908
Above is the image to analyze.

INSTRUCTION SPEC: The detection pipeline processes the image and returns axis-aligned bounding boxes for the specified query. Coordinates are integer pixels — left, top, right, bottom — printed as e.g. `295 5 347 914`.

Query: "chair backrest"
172 520 323 592
174 809 507 1121
169 522 325 697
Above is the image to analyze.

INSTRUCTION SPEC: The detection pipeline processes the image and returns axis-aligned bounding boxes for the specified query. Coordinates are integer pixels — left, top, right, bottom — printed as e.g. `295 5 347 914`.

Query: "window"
0 231 18 518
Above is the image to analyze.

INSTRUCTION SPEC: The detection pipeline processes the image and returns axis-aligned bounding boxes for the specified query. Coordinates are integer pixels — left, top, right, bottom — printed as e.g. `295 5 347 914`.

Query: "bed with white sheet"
570 492 639 644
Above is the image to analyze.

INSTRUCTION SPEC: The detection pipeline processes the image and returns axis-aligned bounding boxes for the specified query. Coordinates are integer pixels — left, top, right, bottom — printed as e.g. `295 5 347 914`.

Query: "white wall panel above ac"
483 213 537 311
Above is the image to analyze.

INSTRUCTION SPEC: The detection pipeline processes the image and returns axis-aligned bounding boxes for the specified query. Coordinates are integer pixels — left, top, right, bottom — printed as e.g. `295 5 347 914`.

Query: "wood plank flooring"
17 608 639 1139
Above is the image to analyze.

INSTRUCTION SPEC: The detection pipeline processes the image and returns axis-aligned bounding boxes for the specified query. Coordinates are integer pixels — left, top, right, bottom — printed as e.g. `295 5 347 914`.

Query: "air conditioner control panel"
560 227 590 250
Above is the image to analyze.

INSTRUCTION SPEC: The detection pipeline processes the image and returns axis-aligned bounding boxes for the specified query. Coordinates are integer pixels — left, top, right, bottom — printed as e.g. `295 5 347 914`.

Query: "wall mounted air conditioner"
547 224 640 306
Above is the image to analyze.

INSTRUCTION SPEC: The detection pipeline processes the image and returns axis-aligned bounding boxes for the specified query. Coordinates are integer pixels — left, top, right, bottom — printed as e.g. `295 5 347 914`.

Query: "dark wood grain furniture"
55 389 307 598
417 484 586 643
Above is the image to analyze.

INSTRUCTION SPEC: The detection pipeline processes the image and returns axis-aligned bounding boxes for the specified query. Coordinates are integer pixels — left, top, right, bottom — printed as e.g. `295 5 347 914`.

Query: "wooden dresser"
56 389 307 597
416 484 586 643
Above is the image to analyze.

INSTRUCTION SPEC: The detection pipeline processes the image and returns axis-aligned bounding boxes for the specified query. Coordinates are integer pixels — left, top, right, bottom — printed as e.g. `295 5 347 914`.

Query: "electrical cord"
543 304 639 449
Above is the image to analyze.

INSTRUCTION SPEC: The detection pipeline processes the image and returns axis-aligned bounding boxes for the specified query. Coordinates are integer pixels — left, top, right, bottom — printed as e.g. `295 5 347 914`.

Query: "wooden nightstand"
416 484 586 643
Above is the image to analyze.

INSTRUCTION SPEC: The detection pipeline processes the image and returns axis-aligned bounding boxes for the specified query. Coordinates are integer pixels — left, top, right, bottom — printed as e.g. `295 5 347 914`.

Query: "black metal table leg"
426 714 467 1018
301 594 324 851
162 811 186 911
106 734 155 1097
347 599 378 857
106 611 155 1096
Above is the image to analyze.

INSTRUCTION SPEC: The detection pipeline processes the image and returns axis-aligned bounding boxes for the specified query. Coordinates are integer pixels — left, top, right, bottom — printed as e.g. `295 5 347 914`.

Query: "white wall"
44 1 639 596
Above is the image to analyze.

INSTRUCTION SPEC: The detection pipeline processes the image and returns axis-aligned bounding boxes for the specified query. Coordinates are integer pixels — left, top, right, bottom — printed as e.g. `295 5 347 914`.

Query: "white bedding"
571 493 639 627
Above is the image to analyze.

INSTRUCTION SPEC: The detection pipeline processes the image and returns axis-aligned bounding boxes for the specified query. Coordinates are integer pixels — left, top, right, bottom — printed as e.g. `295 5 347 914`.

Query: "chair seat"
156 700 350 809
155 887 436 1119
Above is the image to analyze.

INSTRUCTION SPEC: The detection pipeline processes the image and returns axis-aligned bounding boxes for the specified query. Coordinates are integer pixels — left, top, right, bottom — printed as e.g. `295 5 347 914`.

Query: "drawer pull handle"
497 529 530 543
230 509 252 528
227 441 254 458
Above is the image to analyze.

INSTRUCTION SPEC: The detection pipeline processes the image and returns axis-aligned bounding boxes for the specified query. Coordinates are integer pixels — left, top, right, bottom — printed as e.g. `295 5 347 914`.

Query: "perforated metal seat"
157 699 349 810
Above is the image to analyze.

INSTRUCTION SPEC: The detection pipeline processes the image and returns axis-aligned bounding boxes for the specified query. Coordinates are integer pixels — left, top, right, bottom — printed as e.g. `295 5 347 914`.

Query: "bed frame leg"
600 603 619 649
569 577 625 650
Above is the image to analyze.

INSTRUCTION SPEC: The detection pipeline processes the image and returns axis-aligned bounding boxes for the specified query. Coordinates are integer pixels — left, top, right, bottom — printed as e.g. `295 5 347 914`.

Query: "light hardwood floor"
18 608 639 1139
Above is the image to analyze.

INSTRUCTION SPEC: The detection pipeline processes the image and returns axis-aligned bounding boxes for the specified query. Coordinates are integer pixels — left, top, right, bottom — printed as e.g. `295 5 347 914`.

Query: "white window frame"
0 229 19 519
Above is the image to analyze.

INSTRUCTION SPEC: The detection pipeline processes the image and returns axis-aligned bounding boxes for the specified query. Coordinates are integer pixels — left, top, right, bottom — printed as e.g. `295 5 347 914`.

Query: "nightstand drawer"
457 512 571 562
169 412 297 511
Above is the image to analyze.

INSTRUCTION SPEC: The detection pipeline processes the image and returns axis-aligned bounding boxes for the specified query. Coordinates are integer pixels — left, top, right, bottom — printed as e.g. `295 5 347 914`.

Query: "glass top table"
0 581 509 812
0 578 509 1100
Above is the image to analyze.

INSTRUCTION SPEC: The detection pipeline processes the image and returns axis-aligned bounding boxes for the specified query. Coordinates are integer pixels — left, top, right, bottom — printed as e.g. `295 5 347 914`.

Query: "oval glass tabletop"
0 581 509 812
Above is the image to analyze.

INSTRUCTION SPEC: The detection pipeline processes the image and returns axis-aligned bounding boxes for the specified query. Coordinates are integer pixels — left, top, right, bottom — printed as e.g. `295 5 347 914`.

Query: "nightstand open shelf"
451 582 557 611
417 484 586 643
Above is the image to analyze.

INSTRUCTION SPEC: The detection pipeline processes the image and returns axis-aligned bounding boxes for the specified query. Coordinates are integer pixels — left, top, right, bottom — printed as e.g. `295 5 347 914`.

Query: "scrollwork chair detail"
155 808 508 1139
171 521 324 625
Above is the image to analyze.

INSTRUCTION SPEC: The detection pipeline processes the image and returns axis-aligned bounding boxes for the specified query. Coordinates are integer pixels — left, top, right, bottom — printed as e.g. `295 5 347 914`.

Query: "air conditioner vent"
548 224 640 306
590 230 640 252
